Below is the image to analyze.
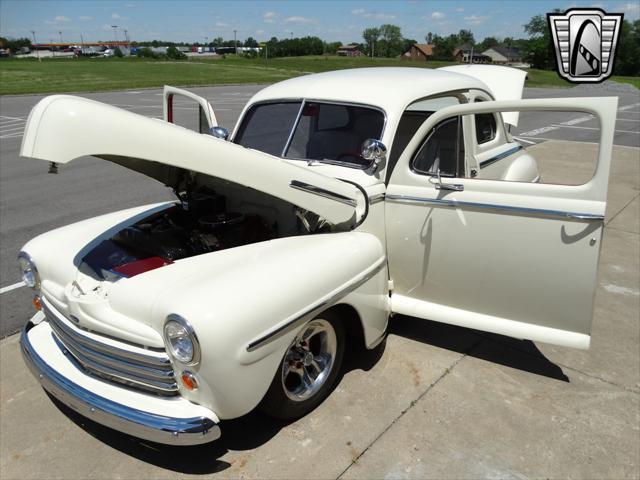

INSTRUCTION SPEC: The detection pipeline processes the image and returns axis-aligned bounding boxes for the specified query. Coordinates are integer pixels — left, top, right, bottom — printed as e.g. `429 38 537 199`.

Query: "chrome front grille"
42 300 178 396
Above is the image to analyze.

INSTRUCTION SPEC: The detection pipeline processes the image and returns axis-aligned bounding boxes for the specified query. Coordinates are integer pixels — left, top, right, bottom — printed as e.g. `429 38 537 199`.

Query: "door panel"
386 97 617 348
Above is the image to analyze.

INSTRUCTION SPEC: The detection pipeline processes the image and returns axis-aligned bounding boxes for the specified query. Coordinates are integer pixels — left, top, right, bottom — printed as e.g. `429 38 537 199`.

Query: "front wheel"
259 312 345 420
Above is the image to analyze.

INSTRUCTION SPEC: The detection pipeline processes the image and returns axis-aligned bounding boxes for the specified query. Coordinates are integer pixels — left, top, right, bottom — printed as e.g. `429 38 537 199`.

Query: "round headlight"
18 253 39 290
163 315 200 365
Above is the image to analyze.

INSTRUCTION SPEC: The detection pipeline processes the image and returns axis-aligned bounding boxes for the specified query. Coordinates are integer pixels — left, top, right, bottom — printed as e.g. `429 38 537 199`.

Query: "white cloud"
431 11 446 19
455 7 465 12
284 16 314 24
78 16 93 21
45 15 70 25
263 11 277 23
111 13 129 20
464 14 489 26
215 22 229 27
351 8 395 20
256 29 265 35
124 3 135 7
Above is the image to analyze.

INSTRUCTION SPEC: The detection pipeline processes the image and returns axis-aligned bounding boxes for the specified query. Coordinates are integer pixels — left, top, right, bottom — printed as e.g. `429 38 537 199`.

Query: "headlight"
18 253 40 290
163 315 200 365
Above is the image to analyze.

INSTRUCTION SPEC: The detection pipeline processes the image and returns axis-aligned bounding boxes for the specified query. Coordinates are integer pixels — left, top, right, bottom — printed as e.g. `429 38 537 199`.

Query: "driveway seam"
605 192 640 226
335 338 484 479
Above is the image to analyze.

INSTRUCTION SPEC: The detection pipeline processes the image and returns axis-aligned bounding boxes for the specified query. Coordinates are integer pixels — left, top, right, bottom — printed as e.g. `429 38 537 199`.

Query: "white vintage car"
18 66 616 446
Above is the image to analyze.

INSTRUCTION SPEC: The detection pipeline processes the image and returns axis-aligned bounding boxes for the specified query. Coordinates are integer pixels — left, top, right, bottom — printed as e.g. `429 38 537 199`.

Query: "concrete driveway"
1 85 639 479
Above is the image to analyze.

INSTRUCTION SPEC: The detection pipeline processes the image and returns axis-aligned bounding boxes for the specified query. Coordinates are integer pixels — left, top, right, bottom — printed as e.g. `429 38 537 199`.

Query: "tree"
378 24 403 57
425 32 433 44
166 45 186 60
522 10 561 70
431 33 459 60
614 19 640 76
113 47 123 57
458 29 475 45
324 41 342 54
244 37 258 48
362 27 380 56
477 36 499 52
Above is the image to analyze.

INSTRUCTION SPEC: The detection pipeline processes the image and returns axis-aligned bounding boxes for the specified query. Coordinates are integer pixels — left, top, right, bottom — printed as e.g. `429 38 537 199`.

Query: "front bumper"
21 318 221 446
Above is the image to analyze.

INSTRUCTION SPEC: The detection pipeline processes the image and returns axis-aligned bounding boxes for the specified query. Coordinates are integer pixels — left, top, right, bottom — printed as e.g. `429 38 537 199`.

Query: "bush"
114 47 123 58
167 46 186 60
137 47 159 59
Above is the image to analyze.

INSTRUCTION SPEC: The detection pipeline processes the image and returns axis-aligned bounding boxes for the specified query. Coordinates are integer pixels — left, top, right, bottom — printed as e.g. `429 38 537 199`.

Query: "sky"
1 0 638 44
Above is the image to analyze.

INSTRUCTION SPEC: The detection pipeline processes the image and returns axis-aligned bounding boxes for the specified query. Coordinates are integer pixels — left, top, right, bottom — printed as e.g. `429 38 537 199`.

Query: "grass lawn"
0 55 637 95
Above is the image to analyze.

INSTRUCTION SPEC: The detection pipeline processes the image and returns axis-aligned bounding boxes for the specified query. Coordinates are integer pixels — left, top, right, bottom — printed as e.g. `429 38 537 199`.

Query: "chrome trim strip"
369 193 386 205
479 145 523 169
289 180 358 207
385 195 604 220
21 324 220 446
247 257 387 352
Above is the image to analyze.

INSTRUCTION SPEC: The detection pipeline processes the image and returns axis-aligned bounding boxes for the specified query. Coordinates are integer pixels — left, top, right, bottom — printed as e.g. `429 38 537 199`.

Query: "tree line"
2 12 638 75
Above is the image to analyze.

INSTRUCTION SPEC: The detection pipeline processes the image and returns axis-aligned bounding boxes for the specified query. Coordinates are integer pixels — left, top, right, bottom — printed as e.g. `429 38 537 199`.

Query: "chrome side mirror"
210 126 229 140
360 139 387 175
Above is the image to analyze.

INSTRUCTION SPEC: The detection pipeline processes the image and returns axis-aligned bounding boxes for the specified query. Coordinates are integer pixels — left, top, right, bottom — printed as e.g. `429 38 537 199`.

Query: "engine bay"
83 186 277 280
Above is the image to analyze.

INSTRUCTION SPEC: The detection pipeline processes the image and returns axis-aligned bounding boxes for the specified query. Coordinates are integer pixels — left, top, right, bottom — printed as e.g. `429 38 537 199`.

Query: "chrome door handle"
436 183 464 191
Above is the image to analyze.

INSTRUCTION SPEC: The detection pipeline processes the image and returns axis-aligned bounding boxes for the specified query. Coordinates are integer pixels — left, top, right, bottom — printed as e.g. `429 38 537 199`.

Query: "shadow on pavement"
389 314 569 382
46 336 386 474
48 315 566 474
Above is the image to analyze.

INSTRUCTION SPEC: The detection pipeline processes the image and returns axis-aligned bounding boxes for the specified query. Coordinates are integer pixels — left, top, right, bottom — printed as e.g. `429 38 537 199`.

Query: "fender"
108 231 388 418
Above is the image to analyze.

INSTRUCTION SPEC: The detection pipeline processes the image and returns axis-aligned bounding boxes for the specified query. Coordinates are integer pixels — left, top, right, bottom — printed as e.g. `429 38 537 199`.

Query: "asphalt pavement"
0 82 639 479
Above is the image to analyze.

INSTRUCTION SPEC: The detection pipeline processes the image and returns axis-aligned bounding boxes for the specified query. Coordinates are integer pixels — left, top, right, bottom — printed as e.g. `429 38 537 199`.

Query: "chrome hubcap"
281 319 337 402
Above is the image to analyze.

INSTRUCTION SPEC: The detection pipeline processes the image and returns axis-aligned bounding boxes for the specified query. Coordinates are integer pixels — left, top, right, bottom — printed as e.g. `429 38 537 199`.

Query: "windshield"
234 101 385 167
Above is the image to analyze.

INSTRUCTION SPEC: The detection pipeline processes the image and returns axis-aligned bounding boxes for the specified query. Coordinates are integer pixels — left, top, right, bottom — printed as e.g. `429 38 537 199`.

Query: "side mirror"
360 139 387 175
210 127 229 140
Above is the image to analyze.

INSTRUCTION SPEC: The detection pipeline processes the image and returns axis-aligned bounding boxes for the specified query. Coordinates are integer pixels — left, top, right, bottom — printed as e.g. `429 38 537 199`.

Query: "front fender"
113 232 387 418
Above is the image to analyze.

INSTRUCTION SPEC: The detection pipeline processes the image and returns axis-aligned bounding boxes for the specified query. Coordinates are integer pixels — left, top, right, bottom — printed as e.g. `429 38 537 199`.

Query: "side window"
412 117 464 177
474 100 497 144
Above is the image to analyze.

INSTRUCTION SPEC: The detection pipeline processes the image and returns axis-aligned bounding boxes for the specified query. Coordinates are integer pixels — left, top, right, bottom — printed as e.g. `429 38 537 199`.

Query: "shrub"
167 46 186 60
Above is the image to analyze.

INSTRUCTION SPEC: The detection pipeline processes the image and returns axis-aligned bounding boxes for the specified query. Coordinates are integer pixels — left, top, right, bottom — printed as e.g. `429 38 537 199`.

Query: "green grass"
0 55 637 95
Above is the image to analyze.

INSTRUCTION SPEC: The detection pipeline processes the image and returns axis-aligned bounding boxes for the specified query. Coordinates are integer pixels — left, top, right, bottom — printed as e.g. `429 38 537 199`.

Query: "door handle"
436 183 464 191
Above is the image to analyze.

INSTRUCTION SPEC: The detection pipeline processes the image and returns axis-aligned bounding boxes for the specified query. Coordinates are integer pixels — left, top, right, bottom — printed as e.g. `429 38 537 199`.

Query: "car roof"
248 67 491 114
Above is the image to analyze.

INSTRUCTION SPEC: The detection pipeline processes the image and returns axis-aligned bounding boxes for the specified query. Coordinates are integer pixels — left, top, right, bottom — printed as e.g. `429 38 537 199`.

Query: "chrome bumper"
20 322 221 446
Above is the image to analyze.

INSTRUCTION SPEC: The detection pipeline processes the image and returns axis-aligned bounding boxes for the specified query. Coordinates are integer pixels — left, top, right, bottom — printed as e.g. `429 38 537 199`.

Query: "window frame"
410 115 466 178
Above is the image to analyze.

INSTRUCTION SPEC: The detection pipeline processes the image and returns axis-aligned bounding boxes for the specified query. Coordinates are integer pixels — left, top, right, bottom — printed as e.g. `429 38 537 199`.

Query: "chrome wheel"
281 319 337 402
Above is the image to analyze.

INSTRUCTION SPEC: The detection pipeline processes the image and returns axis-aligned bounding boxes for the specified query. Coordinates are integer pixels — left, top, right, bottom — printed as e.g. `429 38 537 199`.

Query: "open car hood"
20 95 366 229
439 65 527 126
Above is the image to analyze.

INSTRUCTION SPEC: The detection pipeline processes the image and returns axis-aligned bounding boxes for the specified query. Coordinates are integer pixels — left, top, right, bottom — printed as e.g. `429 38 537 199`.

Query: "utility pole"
111 25 118 46
58 31 62 44
469 45 473 64
233 29 237 55
290 31 293 39
31 30 40 61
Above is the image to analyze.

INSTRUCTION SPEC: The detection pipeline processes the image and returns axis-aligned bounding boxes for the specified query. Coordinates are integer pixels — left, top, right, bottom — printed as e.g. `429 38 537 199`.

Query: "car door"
385 97 617 349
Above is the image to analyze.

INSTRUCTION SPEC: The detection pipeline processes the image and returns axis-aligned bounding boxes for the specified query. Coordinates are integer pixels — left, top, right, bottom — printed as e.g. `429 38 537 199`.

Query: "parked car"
18 66 616 446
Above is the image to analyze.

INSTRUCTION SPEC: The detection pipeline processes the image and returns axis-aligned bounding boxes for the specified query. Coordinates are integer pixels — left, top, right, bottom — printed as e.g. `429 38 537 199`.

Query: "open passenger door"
385 97 617 349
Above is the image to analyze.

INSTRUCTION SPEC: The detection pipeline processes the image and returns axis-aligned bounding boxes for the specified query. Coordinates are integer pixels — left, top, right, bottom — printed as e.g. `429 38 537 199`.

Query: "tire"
259 310 346 420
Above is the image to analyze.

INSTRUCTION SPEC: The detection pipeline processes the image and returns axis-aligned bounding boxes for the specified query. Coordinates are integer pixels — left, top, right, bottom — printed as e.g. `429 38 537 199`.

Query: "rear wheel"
260 312 345 420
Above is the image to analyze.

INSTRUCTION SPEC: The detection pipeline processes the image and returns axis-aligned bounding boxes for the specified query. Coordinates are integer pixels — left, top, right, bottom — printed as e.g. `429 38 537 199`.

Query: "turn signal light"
181 371 198 391
32 296 42 311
